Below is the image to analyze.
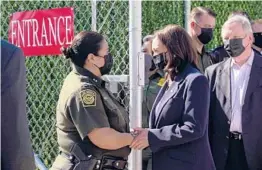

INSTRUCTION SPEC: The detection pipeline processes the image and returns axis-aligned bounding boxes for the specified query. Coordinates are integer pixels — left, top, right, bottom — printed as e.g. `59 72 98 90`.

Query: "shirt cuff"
148 129 160 153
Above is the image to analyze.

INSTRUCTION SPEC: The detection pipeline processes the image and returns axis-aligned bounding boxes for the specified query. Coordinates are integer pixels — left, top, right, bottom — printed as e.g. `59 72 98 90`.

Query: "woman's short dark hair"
61 31 104 67
155 24 197 79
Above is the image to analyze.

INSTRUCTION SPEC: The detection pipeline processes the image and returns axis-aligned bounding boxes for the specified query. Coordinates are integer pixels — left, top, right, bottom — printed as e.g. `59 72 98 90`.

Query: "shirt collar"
72 64 105 87
231 50 254 68
197 46 206 56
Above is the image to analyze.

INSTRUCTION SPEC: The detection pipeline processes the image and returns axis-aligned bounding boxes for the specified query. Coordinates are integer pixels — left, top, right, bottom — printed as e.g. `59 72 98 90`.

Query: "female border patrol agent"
51 31 134 170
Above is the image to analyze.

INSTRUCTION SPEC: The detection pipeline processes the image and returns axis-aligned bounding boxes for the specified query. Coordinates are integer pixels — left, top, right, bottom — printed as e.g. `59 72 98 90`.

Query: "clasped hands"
129 127 149 150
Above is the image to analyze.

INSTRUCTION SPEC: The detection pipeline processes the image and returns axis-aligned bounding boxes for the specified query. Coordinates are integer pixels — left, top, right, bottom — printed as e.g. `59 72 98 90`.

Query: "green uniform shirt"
197 47 213 73
56 65 130 159
142 72 164 128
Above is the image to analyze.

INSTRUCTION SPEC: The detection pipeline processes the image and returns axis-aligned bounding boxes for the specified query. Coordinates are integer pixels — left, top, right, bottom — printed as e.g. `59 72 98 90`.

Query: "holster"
69 143 98 170
99 155 127 170
68 144 127 170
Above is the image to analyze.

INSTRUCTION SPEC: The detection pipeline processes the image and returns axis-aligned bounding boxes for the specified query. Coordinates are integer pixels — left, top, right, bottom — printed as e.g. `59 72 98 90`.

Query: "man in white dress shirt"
205 15 262 170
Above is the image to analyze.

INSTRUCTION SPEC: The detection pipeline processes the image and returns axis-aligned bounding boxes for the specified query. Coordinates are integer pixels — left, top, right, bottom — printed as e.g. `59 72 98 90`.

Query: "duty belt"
229 132 242 140
60 152 127 170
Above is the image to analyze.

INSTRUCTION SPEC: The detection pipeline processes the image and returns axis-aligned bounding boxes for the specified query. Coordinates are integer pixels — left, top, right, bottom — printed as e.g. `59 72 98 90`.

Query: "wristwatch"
130 131 139 137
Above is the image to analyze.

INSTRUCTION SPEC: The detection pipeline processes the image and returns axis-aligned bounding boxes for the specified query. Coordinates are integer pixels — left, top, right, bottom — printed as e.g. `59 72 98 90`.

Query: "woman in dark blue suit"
130 25 215 170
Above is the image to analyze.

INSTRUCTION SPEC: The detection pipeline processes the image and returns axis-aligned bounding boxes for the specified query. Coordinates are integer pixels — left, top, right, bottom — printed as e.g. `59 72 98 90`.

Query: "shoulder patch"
157 78 165 87
80 89 96 107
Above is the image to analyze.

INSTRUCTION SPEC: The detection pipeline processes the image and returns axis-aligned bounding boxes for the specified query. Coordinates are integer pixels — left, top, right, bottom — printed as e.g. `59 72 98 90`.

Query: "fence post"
128 0 142 170
91 0 97 31
34 153 48 170
184 0 191 32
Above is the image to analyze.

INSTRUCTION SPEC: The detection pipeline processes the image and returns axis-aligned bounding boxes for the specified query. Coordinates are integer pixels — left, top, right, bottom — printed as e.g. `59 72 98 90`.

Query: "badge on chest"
157 78 165 87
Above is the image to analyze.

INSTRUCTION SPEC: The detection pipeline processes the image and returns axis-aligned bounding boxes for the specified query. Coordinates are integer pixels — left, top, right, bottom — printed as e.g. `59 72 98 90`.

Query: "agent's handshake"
130 128 149 150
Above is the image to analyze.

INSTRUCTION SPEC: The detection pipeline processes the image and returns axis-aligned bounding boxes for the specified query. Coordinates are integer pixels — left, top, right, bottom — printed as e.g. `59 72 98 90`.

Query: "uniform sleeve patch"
80 89 96 107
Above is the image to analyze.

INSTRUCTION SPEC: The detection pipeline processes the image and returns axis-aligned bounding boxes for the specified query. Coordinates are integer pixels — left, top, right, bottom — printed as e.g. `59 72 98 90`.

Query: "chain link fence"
1 0 262 169
1 0 129 168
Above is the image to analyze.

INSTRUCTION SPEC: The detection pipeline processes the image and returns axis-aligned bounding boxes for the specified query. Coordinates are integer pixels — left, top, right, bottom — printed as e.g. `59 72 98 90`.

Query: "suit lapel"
243 54 262 111
154 80 182 125
154 64 191 126
218 59 232 120
149 82 168 128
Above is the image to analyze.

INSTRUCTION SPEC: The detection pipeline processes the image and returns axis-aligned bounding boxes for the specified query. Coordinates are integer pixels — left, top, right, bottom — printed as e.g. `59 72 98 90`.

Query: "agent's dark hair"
61 31 104 67
155 25 197 80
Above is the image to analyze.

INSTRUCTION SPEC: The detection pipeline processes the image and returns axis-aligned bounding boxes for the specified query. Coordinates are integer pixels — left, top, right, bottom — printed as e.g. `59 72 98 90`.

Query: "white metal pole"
184 0 191 33
128 0 142 170
91 0 97 31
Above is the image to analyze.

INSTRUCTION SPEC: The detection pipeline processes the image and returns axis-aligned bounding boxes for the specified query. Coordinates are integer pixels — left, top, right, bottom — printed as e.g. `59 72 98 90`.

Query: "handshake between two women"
129 128 149 150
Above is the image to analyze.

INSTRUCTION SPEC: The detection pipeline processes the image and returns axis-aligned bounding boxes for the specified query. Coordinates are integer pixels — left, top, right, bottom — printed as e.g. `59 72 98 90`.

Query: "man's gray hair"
222 15 253 37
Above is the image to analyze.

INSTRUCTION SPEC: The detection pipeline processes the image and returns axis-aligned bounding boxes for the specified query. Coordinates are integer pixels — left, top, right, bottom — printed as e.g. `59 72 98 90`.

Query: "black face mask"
152 53 167 70
99 53 113 75
148 59 166 77
224 38 246 58
254 32 262 48
198 28 213 44
149 60 156 71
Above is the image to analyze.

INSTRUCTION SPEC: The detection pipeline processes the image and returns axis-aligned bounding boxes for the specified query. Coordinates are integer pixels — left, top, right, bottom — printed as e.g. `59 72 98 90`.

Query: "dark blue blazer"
1 40 35 170
205 52 262 170
148 64 215 170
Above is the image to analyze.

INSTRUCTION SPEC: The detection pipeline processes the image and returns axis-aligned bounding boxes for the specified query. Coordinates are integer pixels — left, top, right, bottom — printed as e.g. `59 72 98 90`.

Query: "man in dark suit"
210 10 252 63
1 40 35 170
206 15 262 170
